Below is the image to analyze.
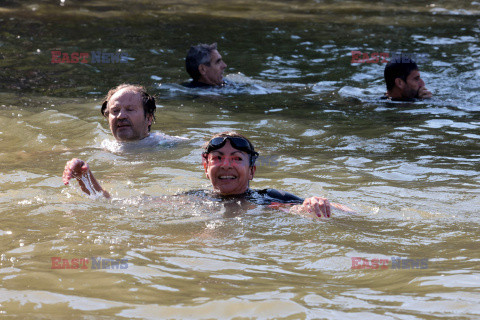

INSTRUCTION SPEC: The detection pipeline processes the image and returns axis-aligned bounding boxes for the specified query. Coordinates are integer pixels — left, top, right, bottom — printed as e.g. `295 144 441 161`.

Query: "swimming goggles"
204 136 259 165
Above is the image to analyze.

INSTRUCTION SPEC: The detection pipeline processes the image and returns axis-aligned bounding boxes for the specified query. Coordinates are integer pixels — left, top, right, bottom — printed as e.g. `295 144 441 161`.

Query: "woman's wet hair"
185 43 217 81
384 56 418 91
100 84 156 132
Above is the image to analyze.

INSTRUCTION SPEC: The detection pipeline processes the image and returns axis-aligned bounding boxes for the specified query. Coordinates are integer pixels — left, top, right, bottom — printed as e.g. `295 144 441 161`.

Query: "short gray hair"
185 43 217 81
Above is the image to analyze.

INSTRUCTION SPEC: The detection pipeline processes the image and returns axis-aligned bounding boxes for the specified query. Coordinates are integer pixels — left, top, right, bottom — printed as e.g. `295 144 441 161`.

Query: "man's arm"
62 158 110 198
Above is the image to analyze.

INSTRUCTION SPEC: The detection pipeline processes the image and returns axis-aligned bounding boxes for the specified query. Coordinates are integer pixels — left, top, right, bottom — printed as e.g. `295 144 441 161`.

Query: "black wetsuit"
183 188 304 205
178 189 303 217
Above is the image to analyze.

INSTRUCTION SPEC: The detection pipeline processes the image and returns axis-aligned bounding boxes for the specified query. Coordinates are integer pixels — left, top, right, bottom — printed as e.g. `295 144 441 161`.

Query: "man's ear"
101 101 109 117
198 64 207 76
395 77 405 90
249 165 256 180
146 114 153 126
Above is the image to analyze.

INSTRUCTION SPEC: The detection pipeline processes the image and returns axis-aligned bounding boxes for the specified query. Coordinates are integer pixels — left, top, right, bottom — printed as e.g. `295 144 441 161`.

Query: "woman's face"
203 140 256 195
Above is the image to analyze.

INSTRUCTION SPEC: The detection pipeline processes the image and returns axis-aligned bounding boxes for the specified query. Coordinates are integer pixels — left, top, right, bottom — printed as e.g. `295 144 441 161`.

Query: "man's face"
401 69 426 99
203 140 255 195
199 50 227 86
105 89 152 142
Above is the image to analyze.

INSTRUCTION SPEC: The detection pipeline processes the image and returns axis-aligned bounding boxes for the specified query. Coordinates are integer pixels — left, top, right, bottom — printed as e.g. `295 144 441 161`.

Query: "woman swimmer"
63 131 354 218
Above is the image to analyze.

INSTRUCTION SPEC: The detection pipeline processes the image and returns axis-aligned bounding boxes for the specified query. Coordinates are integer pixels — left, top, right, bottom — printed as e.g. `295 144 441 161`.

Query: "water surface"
0 0 479 318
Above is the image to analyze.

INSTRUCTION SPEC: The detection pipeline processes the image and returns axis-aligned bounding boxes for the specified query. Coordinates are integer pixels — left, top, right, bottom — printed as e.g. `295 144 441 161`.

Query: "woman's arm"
290 196 331 218
269 196 355 218
62 158 110 198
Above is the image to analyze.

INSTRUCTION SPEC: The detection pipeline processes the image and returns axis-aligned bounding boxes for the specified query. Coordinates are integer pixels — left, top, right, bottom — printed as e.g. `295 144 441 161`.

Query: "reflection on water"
1 0 480 318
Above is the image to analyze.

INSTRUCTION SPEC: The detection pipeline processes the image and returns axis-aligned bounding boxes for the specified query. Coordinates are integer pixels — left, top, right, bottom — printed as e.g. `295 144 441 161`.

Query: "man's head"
185 43 227 86
202 132 258 195
384 56 426 100
101 84 156 142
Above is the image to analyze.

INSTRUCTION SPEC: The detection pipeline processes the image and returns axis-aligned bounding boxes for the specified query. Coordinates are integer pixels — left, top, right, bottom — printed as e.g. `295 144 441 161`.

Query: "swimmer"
101 84 183 144
383 56 432 101
184 43 228 88
63 132 354 218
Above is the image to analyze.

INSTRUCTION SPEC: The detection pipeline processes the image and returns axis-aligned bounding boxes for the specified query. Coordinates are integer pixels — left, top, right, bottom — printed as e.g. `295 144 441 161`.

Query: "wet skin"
203 140 255 195
198 50 227 86
104 88 152 142
403 70 432 99
388 69 432 100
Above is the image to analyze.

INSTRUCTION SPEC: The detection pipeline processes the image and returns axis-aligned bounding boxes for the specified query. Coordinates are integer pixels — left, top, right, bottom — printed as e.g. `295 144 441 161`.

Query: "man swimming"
184 43 227 88
100 84 184 146
383 56 432 101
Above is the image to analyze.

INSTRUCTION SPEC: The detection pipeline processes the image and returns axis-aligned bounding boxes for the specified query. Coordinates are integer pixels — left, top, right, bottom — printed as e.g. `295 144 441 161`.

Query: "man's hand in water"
62 158 110 198
63 158 90 185
418 86 432 99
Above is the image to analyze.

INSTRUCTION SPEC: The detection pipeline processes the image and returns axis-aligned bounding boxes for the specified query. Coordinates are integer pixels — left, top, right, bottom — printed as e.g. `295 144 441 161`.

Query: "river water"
1 0 479 319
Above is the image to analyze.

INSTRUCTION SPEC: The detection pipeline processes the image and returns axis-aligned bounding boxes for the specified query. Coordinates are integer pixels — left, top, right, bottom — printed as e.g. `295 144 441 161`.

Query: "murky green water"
1 0 479 319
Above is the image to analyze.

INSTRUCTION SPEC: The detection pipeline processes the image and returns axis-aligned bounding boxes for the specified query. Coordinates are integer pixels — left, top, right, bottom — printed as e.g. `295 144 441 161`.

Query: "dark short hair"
203 131 258 167
101 84 156 132
384 55 418 91
185 43 217 81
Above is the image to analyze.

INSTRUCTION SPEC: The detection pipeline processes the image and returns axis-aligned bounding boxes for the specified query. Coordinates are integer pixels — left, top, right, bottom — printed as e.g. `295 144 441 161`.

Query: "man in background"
184 43 227 88
383 56 432 101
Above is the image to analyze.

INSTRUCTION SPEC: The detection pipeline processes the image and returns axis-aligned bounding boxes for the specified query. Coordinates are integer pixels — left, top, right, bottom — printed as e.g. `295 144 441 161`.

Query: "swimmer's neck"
212 187 251 197
116 133 150 143
386 88 404 100
384 91 416 102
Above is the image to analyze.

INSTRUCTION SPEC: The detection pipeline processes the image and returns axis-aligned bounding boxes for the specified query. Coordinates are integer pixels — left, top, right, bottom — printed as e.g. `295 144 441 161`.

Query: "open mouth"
218 175 236 180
